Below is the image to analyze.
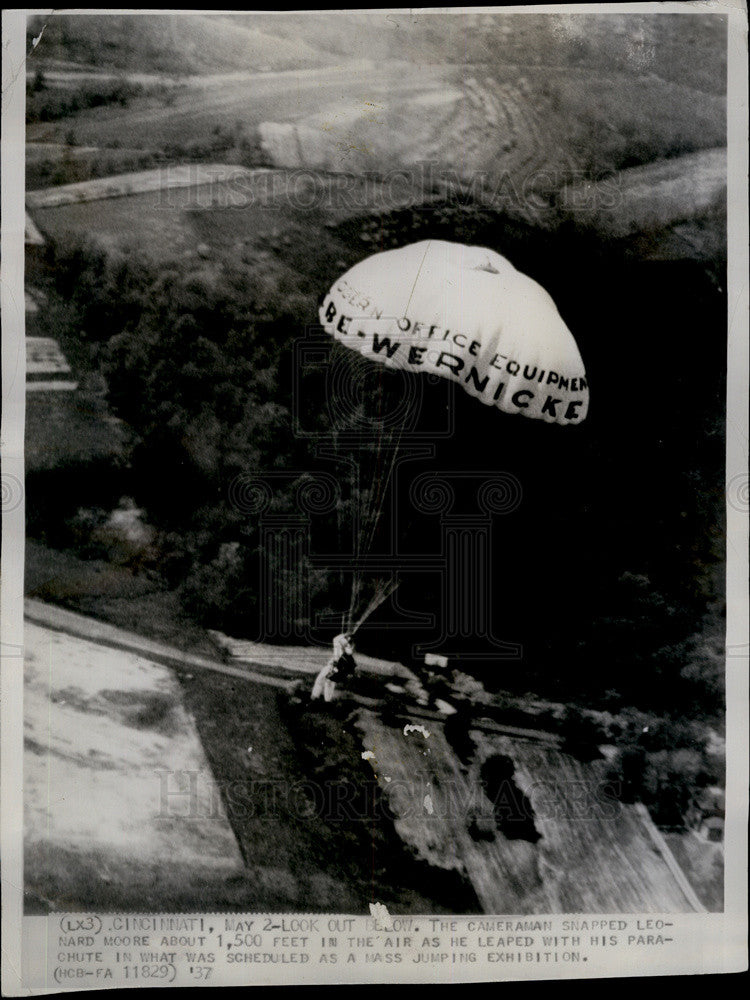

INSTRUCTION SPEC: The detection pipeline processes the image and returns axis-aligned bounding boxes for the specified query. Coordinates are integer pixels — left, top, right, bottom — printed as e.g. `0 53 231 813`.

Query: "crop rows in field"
356 711 705 914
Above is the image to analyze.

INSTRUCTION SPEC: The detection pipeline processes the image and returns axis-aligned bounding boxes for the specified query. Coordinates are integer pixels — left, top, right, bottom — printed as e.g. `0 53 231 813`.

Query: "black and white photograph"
1 5 747 989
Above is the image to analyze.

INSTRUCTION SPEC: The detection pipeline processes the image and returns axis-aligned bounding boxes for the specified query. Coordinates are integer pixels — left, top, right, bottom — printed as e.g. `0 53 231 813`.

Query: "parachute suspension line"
348 456 376 633
350 446 409 633
373 382 410 545
362 369 387 553
359 364 411 564
346 369 384 626
346 572 362 636
341 364 407 634
349 576 400 638
331 421 353 635
329 394 364 637
347 366 413 633
347 452 367 635
333 424 347 611
360 429 392 562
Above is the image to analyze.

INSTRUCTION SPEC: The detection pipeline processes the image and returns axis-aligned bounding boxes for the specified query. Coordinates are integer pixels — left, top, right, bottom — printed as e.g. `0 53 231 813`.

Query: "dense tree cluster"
27 71 146 123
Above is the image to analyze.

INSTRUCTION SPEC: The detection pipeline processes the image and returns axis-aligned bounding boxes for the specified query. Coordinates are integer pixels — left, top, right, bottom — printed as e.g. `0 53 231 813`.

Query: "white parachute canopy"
319 239 589 426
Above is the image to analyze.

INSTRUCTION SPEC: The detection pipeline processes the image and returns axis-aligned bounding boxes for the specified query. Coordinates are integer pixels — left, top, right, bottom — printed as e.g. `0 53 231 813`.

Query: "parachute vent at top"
319 239 589 427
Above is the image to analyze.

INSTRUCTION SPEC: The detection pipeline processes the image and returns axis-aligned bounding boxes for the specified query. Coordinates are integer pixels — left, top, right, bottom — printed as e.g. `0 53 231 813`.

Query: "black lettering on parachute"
511 389 533 408
372 334 400 359
465 367 489 393
436 352 464 375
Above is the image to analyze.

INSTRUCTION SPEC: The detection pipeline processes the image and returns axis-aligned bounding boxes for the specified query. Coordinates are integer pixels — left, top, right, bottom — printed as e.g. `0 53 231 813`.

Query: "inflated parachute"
318 239 589 633
320 239 589 425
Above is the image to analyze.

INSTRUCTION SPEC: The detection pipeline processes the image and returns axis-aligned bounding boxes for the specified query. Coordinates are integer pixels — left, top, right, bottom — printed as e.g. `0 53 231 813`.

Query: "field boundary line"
24 597 296 691
23 600 569 739
633 802 708 912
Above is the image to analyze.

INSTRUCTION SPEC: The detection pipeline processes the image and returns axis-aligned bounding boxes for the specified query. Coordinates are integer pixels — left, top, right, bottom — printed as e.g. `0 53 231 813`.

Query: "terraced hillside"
257 67 724 204
27 11 725 216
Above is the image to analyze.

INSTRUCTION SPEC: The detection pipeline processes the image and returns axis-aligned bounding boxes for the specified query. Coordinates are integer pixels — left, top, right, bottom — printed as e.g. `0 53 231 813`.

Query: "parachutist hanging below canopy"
318 239 589 636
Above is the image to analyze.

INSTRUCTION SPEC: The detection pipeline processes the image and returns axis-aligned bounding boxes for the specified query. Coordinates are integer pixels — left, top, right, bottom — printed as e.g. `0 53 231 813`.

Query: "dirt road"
27 60 450 147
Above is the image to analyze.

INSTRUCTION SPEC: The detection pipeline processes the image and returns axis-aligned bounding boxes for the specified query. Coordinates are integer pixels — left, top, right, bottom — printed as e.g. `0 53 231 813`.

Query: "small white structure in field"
26 337 78 392
424 653 449 669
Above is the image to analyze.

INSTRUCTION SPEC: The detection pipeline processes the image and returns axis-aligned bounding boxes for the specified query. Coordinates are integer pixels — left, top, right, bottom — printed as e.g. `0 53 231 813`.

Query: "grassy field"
27 47 726 265
254 66 725 188
26 16 725 205
27 12 726 93
25 539 219 659
663 831 723 912
526 67 725 174
26 61 438 149
32 192 205 260
27 13 333 76
24 843 255 914
27 60 725 186
25 390 129 474
25 9 725 233
175 668 479 913
557 148 727 241
26 144 162 190
29 170 444 290
24 618 248 915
